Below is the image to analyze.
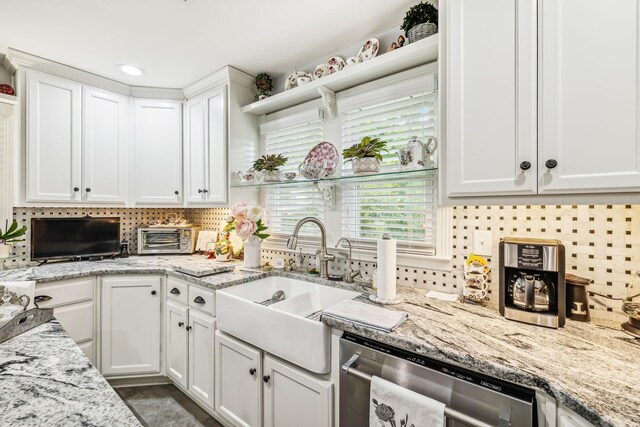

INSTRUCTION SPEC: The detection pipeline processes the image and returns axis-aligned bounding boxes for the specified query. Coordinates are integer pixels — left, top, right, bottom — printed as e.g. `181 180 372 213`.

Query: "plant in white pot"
401 1 439 44
225 202 270 268
343 136 388 174
253 154 288 182
0 220 27 258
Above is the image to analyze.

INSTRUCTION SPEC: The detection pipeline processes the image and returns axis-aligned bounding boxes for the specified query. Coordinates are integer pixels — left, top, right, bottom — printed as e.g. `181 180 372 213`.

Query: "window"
260 65 441 259
261 115 324 240
339 76 437 255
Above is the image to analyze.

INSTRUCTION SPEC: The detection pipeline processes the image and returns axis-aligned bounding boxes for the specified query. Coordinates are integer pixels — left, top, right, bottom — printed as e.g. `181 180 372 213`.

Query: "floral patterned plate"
285 70 314 90
302 141 339 177
326 56 346 72
356 38 380 61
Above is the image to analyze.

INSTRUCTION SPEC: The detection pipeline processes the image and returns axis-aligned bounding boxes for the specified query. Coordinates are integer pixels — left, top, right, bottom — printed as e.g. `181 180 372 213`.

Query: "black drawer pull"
73 187 79 192
178 322 184 327
545 159 558 169
151 290 157 296
249 368 256 375
186 325 192 331
174 190 179 195
34 295 52 308
193 296 205 304
85 188 91 193
198 189 203 193
519 161 531 171
263 375 270 383
170 287 181 295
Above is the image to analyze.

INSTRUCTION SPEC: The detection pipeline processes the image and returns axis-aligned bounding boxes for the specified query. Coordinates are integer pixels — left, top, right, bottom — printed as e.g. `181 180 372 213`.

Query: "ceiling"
0 0 420 88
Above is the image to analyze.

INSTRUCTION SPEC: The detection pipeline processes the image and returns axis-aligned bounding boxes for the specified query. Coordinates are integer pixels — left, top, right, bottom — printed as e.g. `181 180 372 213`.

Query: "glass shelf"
230 167 438 189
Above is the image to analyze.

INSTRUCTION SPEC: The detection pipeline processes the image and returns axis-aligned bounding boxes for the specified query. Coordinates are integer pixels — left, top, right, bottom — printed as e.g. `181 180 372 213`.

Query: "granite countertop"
321 287 640 427
1 257 638 426
0 320 140 426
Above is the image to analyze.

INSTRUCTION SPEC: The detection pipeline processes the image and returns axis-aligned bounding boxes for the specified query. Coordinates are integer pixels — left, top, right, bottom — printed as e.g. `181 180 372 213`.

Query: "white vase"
0 244 12 258
244 235 262 268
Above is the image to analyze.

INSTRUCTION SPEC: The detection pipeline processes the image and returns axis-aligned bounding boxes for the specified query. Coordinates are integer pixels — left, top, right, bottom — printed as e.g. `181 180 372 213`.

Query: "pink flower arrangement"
225 202 269 241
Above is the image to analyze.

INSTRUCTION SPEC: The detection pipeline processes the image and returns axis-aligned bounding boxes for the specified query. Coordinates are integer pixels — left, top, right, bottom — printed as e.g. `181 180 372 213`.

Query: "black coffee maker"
499 238 566 328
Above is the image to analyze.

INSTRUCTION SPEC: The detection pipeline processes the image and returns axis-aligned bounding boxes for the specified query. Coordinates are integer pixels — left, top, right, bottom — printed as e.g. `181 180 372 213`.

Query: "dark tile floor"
115 384 223 427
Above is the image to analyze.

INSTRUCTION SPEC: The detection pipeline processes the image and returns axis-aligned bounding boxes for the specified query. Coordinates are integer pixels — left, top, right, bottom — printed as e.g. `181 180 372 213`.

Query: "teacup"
283 172 297 181
346 56 362 66
298 161 328 180
313 64 330 80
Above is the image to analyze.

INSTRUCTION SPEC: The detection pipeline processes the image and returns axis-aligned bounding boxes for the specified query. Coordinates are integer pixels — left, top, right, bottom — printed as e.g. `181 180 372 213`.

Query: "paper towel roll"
377 235 397 300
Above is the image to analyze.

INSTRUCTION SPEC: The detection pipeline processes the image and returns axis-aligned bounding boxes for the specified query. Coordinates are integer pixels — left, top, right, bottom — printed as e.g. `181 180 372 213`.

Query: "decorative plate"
356 38 380 61
313 64 331 80
303 141 339 177
326 56 346 72
285 70 313 90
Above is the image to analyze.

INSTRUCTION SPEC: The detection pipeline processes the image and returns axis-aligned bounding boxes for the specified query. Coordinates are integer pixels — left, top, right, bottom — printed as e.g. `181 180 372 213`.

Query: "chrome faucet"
335 237 361 283
287 217 335 279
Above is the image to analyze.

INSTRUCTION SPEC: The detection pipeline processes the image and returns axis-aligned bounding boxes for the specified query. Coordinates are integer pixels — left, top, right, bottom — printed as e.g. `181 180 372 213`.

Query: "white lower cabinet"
215 332 332 427
101 275 161 376
35 277 97 364
263 354 332 427
166 278 216 411
215 331 262 427
557 405 592 427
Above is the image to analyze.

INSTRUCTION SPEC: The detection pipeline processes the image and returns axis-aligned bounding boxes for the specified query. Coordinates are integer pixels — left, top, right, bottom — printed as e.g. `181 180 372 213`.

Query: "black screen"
31 217 121 261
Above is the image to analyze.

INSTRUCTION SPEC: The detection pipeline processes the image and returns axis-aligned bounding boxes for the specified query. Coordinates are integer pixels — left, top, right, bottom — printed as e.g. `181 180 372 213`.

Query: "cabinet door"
185 95 206 203
263 355 332 427
215 331 262 427
557 405 592 427
539 0 640 193
445 0 537 197
133 99 183 204
101 276 161 376
166 301 188 389
83 87 129 203
26 71 82 202
188 310 215 410
204 86 227 203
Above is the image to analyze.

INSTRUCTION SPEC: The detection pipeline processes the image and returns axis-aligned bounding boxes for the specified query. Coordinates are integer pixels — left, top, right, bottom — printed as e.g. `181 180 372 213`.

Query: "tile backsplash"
6 204 635 322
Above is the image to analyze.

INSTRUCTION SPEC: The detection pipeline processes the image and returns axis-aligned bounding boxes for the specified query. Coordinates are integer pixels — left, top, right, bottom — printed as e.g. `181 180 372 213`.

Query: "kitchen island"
0 320 140 426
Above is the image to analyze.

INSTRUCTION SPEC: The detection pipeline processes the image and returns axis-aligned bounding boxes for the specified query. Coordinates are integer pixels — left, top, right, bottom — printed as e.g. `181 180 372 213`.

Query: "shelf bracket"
314 182 335 210
317 86 337 119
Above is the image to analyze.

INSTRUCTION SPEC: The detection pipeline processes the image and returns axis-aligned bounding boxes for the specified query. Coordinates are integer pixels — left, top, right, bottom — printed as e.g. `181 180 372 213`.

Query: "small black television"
31 217 121 261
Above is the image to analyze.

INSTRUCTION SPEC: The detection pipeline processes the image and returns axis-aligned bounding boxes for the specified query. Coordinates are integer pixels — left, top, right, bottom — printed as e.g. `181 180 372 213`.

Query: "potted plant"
343 136 388 174
401 1 438 44
254 73 273 101
0 220 27 258
253 154 288 182
225 202 269 268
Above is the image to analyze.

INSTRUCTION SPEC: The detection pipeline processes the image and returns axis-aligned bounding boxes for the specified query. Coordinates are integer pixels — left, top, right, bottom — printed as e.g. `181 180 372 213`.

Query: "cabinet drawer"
54 300 95 343
167 278 189 305
77 340 95 364
35 277 95 308
189 285 215 316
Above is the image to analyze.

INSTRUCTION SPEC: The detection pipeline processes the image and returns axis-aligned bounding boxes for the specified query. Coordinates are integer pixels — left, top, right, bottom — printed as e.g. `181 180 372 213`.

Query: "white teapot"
397 136 437 169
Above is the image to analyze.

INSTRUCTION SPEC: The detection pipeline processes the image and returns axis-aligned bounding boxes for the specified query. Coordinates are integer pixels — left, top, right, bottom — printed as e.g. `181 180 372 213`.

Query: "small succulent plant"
342 137 388 162
252 154 288 172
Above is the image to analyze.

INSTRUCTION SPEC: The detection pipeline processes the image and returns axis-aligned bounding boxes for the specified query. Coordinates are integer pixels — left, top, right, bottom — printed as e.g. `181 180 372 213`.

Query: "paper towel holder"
369 233 404 305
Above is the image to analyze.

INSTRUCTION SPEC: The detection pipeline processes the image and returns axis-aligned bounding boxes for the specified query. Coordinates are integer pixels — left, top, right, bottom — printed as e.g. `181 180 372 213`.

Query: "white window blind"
262 118 324 239
341 91 437 254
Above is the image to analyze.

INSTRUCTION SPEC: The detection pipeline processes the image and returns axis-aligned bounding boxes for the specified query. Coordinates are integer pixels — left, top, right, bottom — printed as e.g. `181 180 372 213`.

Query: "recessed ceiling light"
117 64 145 76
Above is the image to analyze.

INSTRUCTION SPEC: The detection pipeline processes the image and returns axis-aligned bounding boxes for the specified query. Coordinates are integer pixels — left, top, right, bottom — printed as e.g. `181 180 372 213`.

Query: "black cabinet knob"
178 322 184 327
198 189 203 193
73 187 79 192
193 296 205 304
186 325 192 331
545 159 558 169
170 287 181 295
249 368 256 375
151 290 157 296
85 188 91 193
203 189 208 193
174 190 179 195
263 375 270 383
519 161 531 171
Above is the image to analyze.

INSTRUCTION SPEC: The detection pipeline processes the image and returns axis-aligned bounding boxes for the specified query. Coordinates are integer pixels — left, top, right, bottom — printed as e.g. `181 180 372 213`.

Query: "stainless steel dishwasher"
340 333 536 427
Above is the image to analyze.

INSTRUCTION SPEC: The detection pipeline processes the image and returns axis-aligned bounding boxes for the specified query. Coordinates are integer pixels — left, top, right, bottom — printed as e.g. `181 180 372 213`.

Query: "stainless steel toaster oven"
137 227 200 255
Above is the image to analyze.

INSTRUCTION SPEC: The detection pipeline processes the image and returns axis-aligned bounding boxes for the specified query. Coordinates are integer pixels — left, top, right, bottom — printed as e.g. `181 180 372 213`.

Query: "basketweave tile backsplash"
6 205 636 322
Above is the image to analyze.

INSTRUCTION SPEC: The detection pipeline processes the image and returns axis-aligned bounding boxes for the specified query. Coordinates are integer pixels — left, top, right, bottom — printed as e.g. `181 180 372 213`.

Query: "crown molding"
130 86 185 100
182 65 254 99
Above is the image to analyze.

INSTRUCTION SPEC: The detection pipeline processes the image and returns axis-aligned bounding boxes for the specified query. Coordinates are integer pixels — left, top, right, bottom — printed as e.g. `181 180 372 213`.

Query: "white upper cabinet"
83 87 129 203
185 85 228 205
26 71 82 202
539 0 640 193
133 99 183 205
445 0 537 197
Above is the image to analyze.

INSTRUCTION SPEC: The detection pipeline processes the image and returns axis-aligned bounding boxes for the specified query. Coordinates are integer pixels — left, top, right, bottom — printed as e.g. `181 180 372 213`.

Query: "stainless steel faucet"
287 217 335 279
335 237 361 283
